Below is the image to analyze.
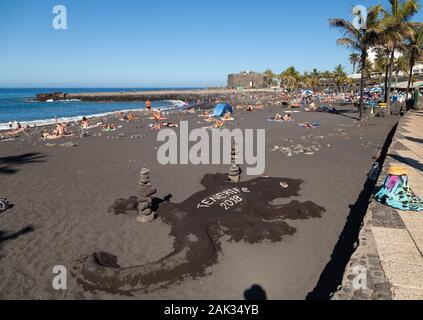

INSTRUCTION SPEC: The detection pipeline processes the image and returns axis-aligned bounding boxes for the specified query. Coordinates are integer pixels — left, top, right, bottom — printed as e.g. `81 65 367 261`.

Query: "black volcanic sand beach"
0 104 399 299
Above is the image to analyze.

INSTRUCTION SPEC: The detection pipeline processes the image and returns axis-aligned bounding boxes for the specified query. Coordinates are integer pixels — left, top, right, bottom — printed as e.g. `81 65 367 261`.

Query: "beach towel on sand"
267 119 285 123
375 174 423 212
267 119 293 123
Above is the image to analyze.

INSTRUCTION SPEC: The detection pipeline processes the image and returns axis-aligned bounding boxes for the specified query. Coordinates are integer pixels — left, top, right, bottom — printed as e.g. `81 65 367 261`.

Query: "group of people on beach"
1 89 356 141
41 122 71 139
4 122 30 137
272 113 293 122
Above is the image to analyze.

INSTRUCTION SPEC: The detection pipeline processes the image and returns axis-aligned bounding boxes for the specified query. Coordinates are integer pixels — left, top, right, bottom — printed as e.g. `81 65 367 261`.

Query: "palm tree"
321 71 333 80
333 65 348 93
358 58 375 88
373 46 392 96
280 66 301 91
264 69 275 87
301 71 310 89
311 68 320 78
349 53 361 73
329 5 384 120
404 23 423 96
309 69 322 91
394 55 409 87
381 0 420 105
373 48 389 84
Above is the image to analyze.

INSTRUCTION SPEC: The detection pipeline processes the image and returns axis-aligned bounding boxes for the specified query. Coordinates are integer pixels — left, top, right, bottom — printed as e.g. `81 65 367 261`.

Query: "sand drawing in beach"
71 173 325 295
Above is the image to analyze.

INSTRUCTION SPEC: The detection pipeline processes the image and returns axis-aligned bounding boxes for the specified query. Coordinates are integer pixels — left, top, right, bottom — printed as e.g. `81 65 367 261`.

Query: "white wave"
57 99 82 102
164 100 190 110
0 100 189 131
0 107 144 131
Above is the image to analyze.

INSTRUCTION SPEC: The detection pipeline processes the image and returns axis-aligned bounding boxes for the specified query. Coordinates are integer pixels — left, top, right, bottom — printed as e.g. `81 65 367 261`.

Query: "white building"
367 48 423 76
349 48 423 77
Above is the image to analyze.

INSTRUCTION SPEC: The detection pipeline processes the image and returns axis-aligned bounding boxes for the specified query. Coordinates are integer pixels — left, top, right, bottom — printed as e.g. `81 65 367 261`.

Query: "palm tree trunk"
386 48 396 111
383 51 390 103
359 50 367 121
407 57 415 99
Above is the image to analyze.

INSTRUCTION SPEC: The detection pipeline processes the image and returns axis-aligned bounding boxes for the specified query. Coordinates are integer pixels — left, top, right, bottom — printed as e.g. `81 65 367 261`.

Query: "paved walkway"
332 110 423 300
372 110 423 300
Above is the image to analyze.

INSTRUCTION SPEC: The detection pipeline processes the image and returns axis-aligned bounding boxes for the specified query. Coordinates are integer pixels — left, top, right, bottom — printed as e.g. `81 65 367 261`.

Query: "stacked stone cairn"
228 144 242 183
136 167 157 224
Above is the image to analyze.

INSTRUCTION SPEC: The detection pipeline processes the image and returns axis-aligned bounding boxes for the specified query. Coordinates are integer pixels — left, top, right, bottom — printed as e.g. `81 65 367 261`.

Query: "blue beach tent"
213 103 233 117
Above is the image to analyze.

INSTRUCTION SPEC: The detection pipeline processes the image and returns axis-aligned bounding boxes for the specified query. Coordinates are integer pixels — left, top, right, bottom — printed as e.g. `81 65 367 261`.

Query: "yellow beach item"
388 166 408 176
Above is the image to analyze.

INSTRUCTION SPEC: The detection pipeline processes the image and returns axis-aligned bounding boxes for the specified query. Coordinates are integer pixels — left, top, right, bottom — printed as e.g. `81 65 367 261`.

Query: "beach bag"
375 167 423 212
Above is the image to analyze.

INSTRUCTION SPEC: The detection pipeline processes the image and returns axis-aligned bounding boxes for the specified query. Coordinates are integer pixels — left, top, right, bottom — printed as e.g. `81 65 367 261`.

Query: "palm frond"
336 38 361 51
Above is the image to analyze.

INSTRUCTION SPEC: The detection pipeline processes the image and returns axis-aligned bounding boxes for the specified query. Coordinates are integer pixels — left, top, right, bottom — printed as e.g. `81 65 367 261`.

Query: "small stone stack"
228 144 242 183
136 167 157 223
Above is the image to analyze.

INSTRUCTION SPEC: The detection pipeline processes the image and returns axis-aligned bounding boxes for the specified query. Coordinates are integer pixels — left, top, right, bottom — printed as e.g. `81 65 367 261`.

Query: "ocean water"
0 88 195 130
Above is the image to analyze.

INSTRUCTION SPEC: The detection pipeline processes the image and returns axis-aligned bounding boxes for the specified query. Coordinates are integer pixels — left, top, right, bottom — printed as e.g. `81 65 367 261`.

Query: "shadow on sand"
306 123 398 300
404 136 423 145
244 285 267 300
389 153 423 173
0 153 46 175
0 225 35 258
332 109 360 121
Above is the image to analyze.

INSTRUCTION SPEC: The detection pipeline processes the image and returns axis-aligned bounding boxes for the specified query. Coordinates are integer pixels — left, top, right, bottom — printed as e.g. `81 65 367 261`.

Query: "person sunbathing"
274 113 283 121
127 113 136 121
103 123 117 131
299 122 318 129
42 123 69 139
163 122 179 128
6 123 26 136
308 102 317 111
149 122 177 129
53 123 66 136
223 112 233 121
282 114 292 122
214 120 225 128
152 110 163 121
149 123 162 130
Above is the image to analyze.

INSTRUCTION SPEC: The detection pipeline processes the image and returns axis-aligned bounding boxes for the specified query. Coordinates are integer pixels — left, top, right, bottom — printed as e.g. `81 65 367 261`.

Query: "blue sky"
0 0 422 88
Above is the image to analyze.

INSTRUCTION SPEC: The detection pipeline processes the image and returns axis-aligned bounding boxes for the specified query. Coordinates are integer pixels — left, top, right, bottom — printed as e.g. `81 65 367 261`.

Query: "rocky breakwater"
34 88 273 103
36 92 68 102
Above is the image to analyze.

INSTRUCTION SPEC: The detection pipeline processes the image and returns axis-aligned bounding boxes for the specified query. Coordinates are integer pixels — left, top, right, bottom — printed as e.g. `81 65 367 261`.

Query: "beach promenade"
334 110 423 300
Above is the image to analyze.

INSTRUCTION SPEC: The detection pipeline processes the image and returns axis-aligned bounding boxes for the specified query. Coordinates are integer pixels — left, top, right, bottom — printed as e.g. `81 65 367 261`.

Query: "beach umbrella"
213 103 233 117
302 90 314 96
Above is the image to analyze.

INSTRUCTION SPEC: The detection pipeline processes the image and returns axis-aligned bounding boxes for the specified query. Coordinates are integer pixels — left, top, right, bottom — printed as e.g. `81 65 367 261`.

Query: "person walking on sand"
81 117 90 129
146 100 152 111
